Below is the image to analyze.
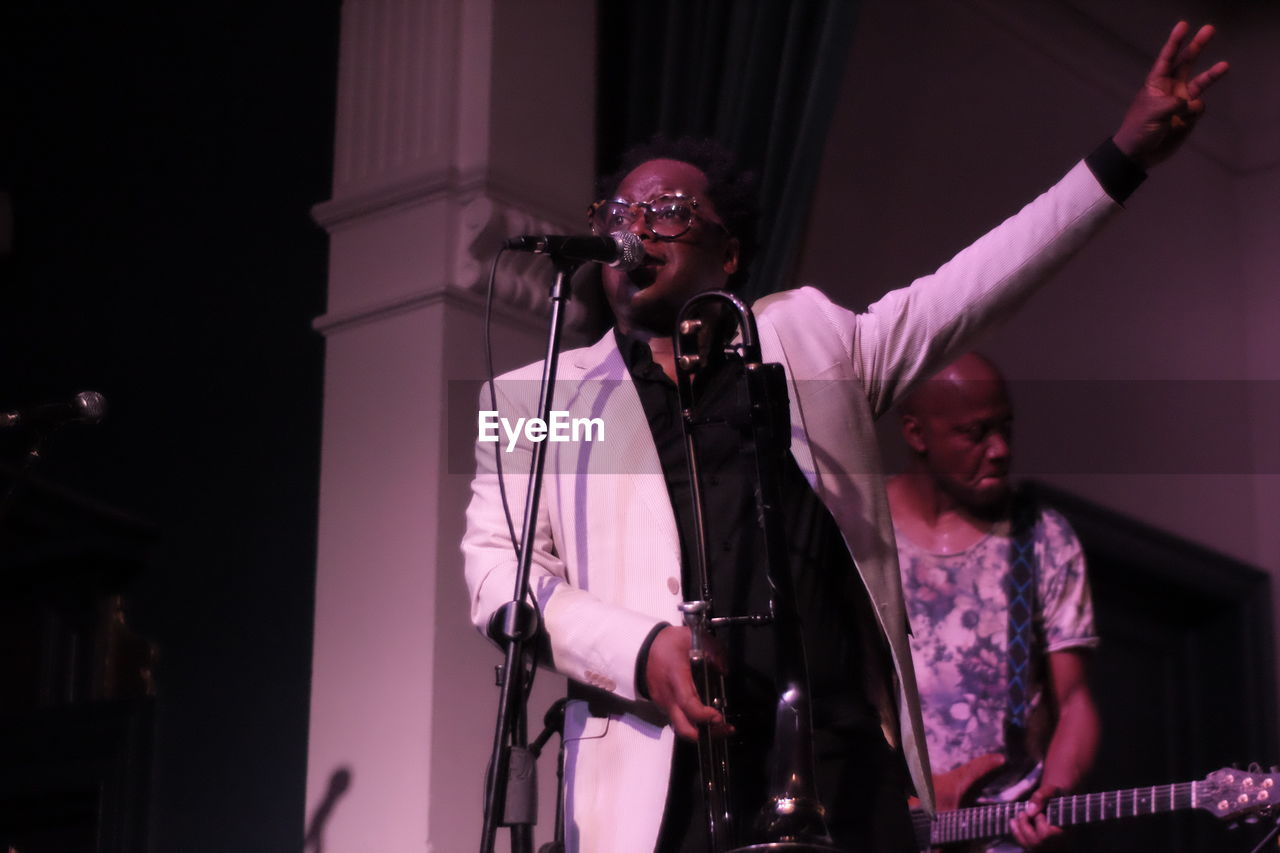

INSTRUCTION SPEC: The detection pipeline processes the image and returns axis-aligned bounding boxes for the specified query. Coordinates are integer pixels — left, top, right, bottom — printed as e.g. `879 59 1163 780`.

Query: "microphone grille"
611 231 646 271
74 390 107 424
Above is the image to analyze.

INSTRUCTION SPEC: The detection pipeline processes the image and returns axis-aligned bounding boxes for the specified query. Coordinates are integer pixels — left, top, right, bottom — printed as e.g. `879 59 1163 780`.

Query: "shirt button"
667 577 681 595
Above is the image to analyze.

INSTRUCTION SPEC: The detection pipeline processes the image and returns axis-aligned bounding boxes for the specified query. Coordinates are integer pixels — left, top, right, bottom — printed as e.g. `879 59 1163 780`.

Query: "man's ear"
901 414 927 455
722 236 740 275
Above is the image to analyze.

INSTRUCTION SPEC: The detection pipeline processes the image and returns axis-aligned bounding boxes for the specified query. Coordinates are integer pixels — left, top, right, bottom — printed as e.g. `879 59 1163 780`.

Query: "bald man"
887 354 1101 852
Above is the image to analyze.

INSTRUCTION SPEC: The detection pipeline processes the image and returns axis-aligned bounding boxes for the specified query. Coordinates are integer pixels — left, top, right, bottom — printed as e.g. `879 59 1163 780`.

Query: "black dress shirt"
616 330 912 852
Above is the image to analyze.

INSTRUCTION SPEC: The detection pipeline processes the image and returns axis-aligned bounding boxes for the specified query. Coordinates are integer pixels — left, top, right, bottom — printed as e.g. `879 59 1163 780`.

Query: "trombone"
673 290 845 853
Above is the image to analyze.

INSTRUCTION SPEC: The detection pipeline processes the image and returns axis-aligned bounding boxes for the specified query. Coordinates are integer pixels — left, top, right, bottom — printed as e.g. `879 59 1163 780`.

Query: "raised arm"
846 20 1229 416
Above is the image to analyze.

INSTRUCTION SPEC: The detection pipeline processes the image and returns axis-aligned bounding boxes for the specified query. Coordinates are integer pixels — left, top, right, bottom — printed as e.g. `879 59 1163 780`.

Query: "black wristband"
634 622 670 700
1086 137 1147 204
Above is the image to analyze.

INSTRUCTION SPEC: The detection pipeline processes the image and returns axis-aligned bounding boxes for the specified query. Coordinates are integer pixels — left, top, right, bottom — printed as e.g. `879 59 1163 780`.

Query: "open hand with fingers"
1113 21 1230 169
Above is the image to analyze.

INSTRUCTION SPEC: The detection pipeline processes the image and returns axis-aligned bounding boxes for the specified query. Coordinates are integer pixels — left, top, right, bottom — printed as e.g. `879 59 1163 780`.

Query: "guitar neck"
930 781 1198 846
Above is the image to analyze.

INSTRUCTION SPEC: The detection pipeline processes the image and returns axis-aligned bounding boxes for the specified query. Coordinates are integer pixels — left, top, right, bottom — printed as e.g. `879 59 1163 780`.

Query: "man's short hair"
600 136 759 289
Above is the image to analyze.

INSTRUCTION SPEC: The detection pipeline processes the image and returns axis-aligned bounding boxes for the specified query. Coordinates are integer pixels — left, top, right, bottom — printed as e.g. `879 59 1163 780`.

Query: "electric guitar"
912 754 1278 852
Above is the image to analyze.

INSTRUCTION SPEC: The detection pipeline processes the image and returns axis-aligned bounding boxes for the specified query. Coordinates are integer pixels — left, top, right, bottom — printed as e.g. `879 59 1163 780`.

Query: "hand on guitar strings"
1009 783 1067 851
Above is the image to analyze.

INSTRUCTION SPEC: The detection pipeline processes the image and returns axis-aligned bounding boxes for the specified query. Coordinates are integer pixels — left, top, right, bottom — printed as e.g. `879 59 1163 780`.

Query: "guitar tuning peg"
1248 762 1262 773
1227 821 1240 831
1270 765 1278 773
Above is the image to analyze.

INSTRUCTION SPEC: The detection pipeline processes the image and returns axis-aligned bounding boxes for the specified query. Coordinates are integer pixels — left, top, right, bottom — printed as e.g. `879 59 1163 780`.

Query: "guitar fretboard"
929 781 1197 845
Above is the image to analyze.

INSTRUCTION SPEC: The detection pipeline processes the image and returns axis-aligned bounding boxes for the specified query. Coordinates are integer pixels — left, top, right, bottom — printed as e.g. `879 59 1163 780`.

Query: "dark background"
2 2 341 849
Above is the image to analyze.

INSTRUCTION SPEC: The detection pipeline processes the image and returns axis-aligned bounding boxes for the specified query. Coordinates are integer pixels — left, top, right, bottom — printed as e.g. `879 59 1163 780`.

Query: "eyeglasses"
586 193 724 240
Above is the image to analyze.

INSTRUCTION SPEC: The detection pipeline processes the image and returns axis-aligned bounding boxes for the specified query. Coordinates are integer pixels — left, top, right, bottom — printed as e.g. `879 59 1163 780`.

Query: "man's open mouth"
626 257 661 288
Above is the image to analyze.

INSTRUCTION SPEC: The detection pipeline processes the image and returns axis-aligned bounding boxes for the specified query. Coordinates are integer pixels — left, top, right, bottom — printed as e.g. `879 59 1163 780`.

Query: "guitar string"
933 782 1207 843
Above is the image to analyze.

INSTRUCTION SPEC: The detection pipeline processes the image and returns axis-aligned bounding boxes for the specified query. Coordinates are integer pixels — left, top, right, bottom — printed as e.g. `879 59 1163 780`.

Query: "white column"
306 1 596 850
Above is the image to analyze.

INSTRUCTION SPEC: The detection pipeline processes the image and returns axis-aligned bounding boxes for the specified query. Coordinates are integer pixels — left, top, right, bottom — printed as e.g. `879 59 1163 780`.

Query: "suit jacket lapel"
756 316 820 488
565 331 681 587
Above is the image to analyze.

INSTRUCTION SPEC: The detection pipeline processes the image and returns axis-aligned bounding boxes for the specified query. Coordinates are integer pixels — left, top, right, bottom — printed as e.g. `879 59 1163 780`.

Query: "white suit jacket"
463 160 1119 853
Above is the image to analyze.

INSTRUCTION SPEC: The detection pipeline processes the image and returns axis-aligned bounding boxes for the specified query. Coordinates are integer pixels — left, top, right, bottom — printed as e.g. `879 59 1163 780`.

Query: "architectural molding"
313 276 545 338
314 173 583 322
452 191 580 311
312 164 578 234
311 167 458 231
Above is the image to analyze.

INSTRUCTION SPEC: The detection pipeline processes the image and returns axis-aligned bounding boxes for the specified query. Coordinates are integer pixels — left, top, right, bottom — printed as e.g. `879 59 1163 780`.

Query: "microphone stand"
529 698 568 853
479 255 582 853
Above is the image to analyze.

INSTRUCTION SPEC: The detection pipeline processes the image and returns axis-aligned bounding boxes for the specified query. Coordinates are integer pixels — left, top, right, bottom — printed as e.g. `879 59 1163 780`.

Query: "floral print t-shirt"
897 507 1099 774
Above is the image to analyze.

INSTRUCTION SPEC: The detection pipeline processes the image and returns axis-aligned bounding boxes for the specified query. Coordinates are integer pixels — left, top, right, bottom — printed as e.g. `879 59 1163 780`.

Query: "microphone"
0 390 107 429
504 231 645 271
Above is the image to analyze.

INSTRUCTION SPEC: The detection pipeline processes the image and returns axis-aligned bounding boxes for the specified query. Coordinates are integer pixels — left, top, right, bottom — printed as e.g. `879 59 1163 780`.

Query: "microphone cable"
483 247 541 704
